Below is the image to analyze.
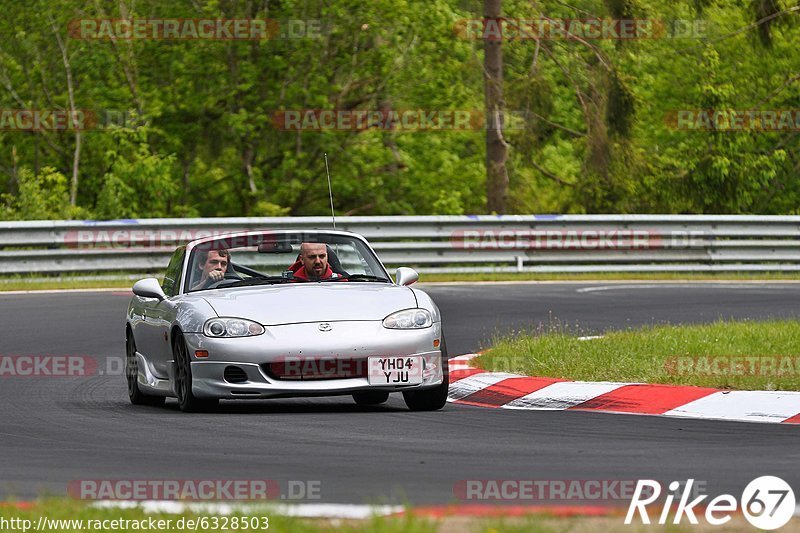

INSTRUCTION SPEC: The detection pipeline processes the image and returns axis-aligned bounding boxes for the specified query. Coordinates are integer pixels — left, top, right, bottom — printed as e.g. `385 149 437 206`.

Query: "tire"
352 391 390 406
126 330 165 407
403 338 449 412
173 331 218 413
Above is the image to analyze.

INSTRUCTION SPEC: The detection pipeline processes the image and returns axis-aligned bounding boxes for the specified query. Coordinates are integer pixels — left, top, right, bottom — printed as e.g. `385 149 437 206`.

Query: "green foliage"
0 0 799 219
94 125 182 219
0 167 86 220
432 189 466 215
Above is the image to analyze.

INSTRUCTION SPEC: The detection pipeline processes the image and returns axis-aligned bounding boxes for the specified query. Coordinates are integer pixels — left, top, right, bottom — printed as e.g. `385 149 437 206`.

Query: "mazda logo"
318 323 332 332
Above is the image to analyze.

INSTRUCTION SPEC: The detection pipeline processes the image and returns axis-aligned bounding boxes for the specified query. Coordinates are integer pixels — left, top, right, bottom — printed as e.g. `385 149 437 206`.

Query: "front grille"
223 366 248 383
262 357 369 381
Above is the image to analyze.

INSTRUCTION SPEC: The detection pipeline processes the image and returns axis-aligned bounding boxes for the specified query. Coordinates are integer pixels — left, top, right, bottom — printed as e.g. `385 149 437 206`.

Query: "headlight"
383 308 433 329
203 318 265 338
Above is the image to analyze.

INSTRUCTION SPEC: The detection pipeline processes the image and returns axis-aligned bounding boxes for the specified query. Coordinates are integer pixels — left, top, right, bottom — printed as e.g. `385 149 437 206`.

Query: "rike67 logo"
626 477 796 530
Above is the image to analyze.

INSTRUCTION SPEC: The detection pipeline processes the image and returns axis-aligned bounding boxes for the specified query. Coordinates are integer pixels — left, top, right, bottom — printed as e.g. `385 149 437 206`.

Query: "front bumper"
181 321 445 399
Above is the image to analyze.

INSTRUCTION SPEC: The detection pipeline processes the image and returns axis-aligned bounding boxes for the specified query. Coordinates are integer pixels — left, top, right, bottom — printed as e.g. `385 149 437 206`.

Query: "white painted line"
577 336 604 341
664 391 800 424
0 288 131 296
264 503 402 518
503 381 631 410
92 501 402 519
576 283 795 293
448 373 520 402
420 280 800 286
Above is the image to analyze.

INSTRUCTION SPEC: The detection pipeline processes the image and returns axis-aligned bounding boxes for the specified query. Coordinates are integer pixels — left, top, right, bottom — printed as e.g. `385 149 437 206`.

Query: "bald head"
299 242 328 280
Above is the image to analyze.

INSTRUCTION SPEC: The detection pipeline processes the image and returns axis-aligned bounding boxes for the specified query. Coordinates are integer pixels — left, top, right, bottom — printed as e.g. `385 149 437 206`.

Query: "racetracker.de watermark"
268 356 369 379
68 479 321 501
450 229 705 250
0 109 95 131
667 109 800 131
453 18 709 40
665 355 800 377
454 479 706 502
0 355 105 377
0 109 159 132
265 355 426 383
2 516 269 532
64 228 249 249
270 109 526 131
68 18 323 40
65 230 296 250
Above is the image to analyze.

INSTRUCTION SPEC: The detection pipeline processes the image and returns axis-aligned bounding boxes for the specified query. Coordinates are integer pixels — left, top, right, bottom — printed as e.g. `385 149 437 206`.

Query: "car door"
129 247 181 376
145 246 186 376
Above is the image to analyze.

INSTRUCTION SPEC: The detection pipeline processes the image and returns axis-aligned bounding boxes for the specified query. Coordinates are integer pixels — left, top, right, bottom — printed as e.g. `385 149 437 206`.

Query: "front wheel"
353 391 390 406
126 330 165 407
403 342 449 412
173 331 218 413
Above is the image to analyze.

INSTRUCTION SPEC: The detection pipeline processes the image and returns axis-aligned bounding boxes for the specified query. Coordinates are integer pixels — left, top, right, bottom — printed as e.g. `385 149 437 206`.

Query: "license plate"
368 356 423 385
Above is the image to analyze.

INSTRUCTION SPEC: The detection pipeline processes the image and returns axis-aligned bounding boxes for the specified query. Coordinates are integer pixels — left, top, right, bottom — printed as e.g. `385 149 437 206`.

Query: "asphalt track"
1 282 799 506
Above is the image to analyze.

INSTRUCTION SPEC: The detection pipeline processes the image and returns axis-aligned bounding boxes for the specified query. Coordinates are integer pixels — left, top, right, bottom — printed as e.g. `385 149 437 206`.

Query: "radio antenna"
324 152 336 229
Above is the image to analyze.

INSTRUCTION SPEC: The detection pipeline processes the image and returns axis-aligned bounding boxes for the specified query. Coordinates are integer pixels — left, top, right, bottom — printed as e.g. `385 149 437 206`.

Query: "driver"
289 242 341 281
192 249 231 290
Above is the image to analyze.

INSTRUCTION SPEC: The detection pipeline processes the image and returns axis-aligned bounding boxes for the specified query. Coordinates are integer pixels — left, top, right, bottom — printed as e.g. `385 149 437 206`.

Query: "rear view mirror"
258 242 294 253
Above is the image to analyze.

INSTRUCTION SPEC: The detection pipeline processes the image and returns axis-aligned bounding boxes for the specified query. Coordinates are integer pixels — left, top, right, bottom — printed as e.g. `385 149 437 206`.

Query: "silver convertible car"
125 230 448 412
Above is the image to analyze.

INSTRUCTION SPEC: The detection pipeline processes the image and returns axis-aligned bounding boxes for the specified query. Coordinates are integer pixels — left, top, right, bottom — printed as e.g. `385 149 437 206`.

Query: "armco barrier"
1 215 799 275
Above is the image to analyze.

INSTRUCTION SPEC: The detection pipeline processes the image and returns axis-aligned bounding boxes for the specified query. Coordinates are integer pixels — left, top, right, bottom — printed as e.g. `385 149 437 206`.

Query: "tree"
484 0 509 214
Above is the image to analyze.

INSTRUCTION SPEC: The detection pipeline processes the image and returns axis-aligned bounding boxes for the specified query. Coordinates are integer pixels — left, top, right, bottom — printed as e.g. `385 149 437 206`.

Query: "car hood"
198 283 417 325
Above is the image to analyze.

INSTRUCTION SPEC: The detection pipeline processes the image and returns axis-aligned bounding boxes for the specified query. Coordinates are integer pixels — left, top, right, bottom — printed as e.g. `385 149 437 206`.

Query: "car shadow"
160 396 413 415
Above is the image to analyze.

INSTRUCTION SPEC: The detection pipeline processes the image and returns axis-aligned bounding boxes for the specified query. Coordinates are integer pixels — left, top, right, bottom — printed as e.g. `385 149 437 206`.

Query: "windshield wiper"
224 275 302 288
340 274 391 283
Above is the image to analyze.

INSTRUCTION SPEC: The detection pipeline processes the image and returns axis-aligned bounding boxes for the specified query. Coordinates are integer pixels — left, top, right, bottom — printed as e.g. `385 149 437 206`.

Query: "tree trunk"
51 15 81 206
484 0 509 214
70 131 81 206
11 145 18 185
243 144 257 194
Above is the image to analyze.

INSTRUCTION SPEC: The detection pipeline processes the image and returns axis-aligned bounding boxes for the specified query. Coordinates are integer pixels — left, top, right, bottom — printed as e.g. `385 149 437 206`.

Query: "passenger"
192 249 231 290
288 242 341 281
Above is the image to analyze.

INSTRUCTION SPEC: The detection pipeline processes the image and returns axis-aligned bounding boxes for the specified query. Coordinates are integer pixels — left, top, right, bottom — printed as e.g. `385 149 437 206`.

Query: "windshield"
184 231 389 292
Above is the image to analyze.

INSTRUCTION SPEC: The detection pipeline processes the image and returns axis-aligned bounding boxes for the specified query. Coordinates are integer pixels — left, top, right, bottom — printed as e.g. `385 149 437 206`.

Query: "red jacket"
288 259 340 281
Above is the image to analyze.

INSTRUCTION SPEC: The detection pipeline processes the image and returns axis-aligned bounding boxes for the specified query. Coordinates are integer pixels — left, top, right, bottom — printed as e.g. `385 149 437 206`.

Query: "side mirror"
132 278 167 301
395 267 419 286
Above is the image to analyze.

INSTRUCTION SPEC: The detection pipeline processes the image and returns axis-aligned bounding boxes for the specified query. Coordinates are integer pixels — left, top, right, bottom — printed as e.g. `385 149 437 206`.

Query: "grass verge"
0 499 434 533
0 499 761 532
2 271 800 292
420 272 800 283
0 278 136 291
478 319 800 391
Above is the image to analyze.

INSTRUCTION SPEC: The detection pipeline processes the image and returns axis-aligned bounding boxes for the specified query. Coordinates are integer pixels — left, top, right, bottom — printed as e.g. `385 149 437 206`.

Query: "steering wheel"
206 271 243 289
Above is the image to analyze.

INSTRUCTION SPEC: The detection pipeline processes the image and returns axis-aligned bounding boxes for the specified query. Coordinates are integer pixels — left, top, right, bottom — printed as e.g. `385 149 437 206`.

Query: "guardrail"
1 215 800 275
